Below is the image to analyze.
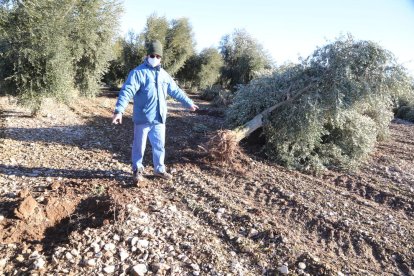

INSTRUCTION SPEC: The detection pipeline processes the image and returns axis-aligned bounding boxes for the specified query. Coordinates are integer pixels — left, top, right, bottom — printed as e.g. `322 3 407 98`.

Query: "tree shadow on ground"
1 94 225 173
41 195 116 254
0 164 129 179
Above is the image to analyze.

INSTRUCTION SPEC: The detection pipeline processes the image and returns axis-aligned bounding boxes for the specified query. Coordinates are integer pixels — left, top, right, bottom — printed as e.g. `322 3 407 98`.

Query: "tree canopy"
0 0 122 113
219 29 274 89
226 36 414 171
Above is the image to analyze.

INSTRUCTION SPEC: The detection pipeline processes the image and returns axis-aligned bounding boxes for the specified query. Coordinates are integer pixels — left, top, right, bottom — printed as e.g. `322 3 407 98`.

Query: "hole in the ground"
41 195 116 251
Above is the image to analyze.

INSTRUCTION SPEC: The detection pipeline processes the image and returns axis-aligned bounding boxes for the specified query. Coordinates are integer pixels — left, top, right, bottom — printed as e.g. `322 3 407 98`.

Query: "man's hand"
112 113 122 124
189 104 199 112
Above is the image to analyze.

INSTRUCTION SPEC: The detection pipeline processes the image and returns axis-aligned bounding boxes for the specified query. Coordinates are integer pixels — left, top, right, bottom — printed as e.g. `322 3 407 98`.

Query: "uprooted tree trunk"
207 85 311 163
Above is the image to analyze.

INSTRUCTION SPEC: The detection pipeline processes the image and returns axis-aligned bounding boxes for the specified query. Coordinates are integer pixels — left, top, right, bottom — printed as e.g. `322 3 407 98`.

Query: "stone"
151 262 170 273
0 258 8 268
70 248 79 257
190 263 200 271
168 205 177 212
131 237 139 246
65 252 73 261
33 258 45 269
131 263 148 276
137 240 149 248
248 228 259 238
104 243 116 251
92 243 101 253
119 250 129 262
298 262 306 270
277 264 289 274
137 212 150 225
14 195 45 222
86 259 97 267
103 265 116 274
15 255 24 263
18 188 30 198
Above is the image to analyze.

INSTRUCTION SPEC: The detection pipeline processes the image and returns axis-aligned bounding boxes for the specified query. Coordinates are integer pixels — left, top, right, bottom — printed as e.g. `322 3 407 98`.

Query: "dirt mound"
1 189 78 244
14 195 44 222
0 181 124 247
44 197 77 223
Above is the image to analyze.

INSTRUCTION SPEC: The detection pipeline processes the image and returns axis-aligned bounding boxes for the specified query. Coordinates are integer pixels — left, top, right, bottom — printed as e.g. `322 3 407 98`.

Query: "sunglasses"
149 54 161 59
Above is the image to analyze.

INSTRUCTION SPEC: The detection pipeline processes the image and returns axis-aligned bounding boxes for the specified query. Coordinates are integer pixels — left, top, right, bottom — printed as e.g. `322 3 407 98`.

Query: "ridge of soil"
0 93 413 275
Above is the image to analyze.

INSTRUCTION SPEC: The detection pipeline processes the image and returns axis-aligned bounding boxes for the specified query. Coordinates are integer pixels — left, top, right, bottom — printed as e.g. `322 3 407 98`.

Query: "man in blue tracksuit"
112 40 198 184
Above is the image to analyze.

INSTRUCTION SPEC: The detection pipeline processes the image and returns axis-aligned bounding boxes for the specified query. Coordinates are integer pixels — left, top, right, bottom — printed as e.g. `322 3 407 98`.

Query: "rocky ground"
0 92 413 276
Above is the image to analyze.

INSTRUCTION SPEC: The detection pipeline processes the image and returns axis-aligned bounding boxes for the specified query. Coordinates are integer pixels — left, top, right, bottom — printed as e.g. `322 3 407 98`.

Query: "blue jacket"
114 59 194 124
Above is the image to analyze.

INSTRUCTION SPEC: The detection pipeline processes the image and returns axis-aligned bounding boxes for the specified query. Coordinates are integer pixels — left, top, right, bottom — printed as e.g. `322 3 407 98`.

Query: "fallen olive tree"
208 36 414 171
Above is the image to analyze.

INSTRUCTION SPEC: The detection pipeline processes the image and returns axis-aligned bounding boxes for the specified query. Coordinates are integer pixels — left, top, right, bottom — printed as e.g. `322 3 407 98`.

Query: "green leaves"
219 29 273 89
226 36 414 172
0 0 122 113
176 47 223 91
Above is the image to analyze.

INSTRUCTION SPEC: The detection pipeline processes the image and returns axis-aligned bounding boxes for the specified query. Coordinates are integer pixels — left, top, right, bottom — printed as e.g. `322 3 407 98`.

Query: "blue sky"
120 0 414 76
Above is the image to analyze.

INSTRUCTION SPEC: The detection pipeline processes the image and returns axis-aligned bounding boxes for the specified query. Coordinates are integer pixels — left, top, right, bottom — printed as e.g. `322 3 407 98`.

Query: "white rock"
131 263 147 276
217 208 226 214
277 265 289 274
33 258 45 269
113 234 120 241
92 243 101 253
104 243 116 251
65 252 73 260
103 265 116 274
298 262 306 270
0 258 8 268
137 212 150 225
168 205 177 212
338 272 345 276
190 263 200 271
29 251 40 259
248 228 259 237
119 250 129 262
15 255 24 263
137 240 149 248
0 215 4 221
86 259 97 267
131 237 139 246
70 248 79 257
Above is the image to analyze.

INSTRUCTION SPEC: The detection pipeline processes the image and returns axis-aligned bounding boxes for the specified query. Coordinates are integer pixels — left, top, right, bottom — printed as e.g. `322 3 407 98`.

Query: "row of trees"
0 3 273 114
104 14 274 92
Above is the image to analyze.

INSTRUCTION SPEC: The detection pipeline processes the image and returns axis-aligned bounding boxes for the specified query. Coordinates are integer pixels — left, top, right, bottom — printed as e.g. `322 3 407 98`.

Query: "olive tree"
176 47 223 90
69 0 123 97
0 0 122 114
0 0 76 113
221 36 414 171
219 29 273 89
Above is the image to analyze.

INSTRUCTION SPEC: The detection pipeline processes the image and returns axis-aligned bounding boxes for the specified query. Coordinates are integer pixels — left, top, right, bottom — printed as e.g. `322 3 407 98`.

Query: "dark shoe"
133 169 144 185
154 171 173 180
